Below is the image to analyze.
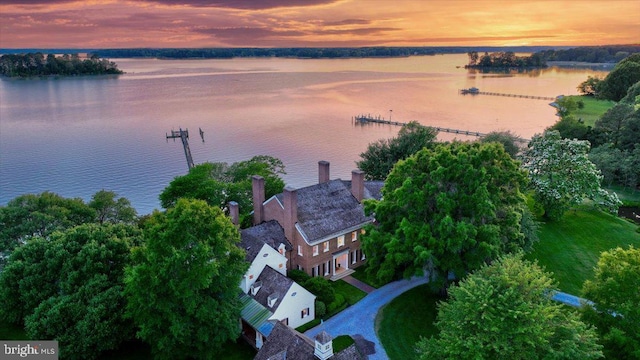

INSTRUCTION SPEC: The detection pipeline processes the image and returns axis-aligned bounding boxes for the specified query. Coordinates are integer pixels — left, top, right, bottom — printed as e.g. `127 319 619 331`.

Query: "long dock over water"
354 115 487 137
353 115 530 143
459 89 556 101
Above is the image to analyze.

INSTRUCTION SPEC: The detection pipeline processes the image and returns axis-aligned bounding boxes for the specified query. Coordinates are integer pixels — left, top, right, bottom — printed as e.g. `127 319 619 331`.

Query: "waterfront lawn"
376 284 439 360
526 206 640 295
565 95 615 127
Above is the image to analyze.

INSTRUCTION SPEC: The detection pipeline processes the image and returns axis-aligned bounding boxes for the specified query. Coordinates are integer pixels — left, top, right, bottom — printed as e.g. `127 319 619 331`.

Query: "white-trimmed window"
312 245 319 256
337 235 345 248
361 251 366 261
323 241 329 252
352 231 358 242
301 307 310 318
298 245 303 256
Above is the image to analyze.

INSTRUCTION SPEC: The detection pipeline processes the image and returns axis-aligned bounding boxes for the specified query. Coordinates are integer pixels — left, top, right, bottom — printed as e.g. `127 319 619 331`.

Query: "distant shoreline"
547 61 615 68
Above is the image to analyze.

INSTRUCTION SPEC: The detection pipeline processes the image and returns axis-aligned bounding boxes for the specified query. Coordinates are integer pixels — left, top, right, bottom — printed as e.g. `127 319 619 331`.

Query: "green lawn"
525 207 640 295
565 95 616 127
376 284 440 360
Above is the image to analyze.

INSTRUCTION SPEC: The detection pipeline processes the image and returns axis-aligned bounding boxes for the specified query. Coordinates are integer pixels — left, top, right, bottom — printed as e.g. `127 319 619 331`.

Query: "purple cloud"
131 0 339 10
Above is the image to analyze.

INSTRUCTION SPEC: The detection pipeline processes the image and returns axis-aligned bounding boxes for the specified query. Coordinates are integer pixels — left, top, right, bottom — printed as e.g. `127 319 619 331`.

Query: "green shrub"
327 293 345 313
315 300 326 318
303 277 336 305
287 269 310 284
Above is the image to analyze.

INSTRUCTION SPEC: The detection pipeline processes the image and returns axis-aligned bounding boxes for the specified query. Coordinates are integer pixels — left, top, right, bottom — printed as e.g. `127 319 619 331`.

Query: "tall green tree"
578 76 603 97
480 130 523 158
0 192 96 253
0 223 141 359
417 254 603 360
362 142 528 293
520 130 620 220
597 53 640 102
582 246 640 359
356 121 438 180
125 198 248 359
89 189 137 224
159 155 285 226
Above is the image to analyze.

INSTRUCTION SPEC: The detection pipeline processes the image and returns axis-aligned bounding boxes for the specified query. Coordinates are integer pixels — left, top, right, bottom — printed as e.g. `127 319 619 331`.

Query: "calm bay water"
0 54 610 215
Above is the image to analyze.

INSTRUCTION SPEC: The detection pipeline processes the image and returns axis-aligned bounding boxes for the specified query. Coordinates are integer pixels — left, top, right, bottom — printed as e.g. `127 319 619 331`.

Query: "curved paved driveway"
304 275 428 360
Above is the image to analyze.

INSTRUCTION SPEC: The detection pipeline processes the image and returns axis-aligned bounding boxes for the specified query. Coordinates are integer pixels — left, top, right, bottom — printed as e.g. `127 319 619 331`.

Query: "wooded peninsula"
0 53 123 77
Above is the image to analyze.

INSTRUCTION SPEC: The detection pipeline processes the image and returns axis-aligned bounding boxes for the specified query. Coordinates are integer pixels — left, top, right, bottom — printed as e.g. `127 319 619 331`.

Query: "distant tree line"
535 45 640 64
465 51 547 69
0 53 123 77
91 46 557 60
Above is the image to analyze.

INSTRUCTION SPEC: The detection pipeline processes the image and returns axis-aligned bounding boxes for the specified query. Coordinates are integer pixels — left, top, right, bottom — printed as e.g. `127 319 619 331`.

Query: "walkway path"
305 275 428 360
342 275 376 293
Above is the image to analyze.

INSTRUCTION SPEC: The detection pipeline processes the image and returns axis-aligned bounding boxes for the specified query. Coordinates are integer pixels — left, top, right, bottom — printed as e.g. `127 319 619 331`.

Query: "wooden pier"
353 115 529 143
166 128 195 170
459 89 556 101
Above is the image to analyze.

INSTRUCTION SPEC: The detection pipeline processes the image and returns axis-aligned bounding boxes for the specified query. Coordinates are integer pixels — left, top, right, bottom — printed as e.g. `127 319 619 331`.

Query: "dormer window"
278 243 286 255
267 294 278 307
250 281 262 295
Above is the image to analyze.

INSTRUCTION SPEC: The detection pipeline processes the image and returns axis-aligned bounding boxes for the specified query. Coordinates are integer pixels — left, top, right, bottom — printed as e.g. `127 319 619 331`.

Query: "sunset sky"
0 0 638 49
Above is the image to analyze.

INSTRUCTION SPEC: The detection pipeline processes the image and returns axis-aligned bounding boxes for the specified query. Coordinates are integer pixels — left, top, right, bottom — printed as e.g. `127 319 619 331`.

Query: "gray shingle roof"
254 322 314 360
241 220 292 262
250 265 294 311
254 321 366 360
340 180 384 201
290 180 374 243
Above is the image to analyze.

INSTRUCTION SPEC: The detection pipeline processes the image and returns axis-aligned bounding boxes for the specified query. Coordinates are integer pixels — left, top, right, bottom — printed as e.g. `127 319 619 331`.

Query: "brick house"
252 161 383 280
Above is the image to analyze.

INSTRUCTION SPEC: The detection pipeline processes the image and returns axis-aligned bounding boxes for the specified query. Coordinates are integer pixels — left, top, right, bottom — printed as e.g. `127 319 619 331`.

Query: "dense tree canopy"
520 131 620 220
417 254 603 360
0 192 96 253
0 223 141 359
362 142 529 293
356 121 438 180
159 155 285 226
480 130 523 158
536 45 640 64
125 198 248 359
0 53 122 77
465 51 546 68
597 54 640 102
88 189 137 224
582 246 640 359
